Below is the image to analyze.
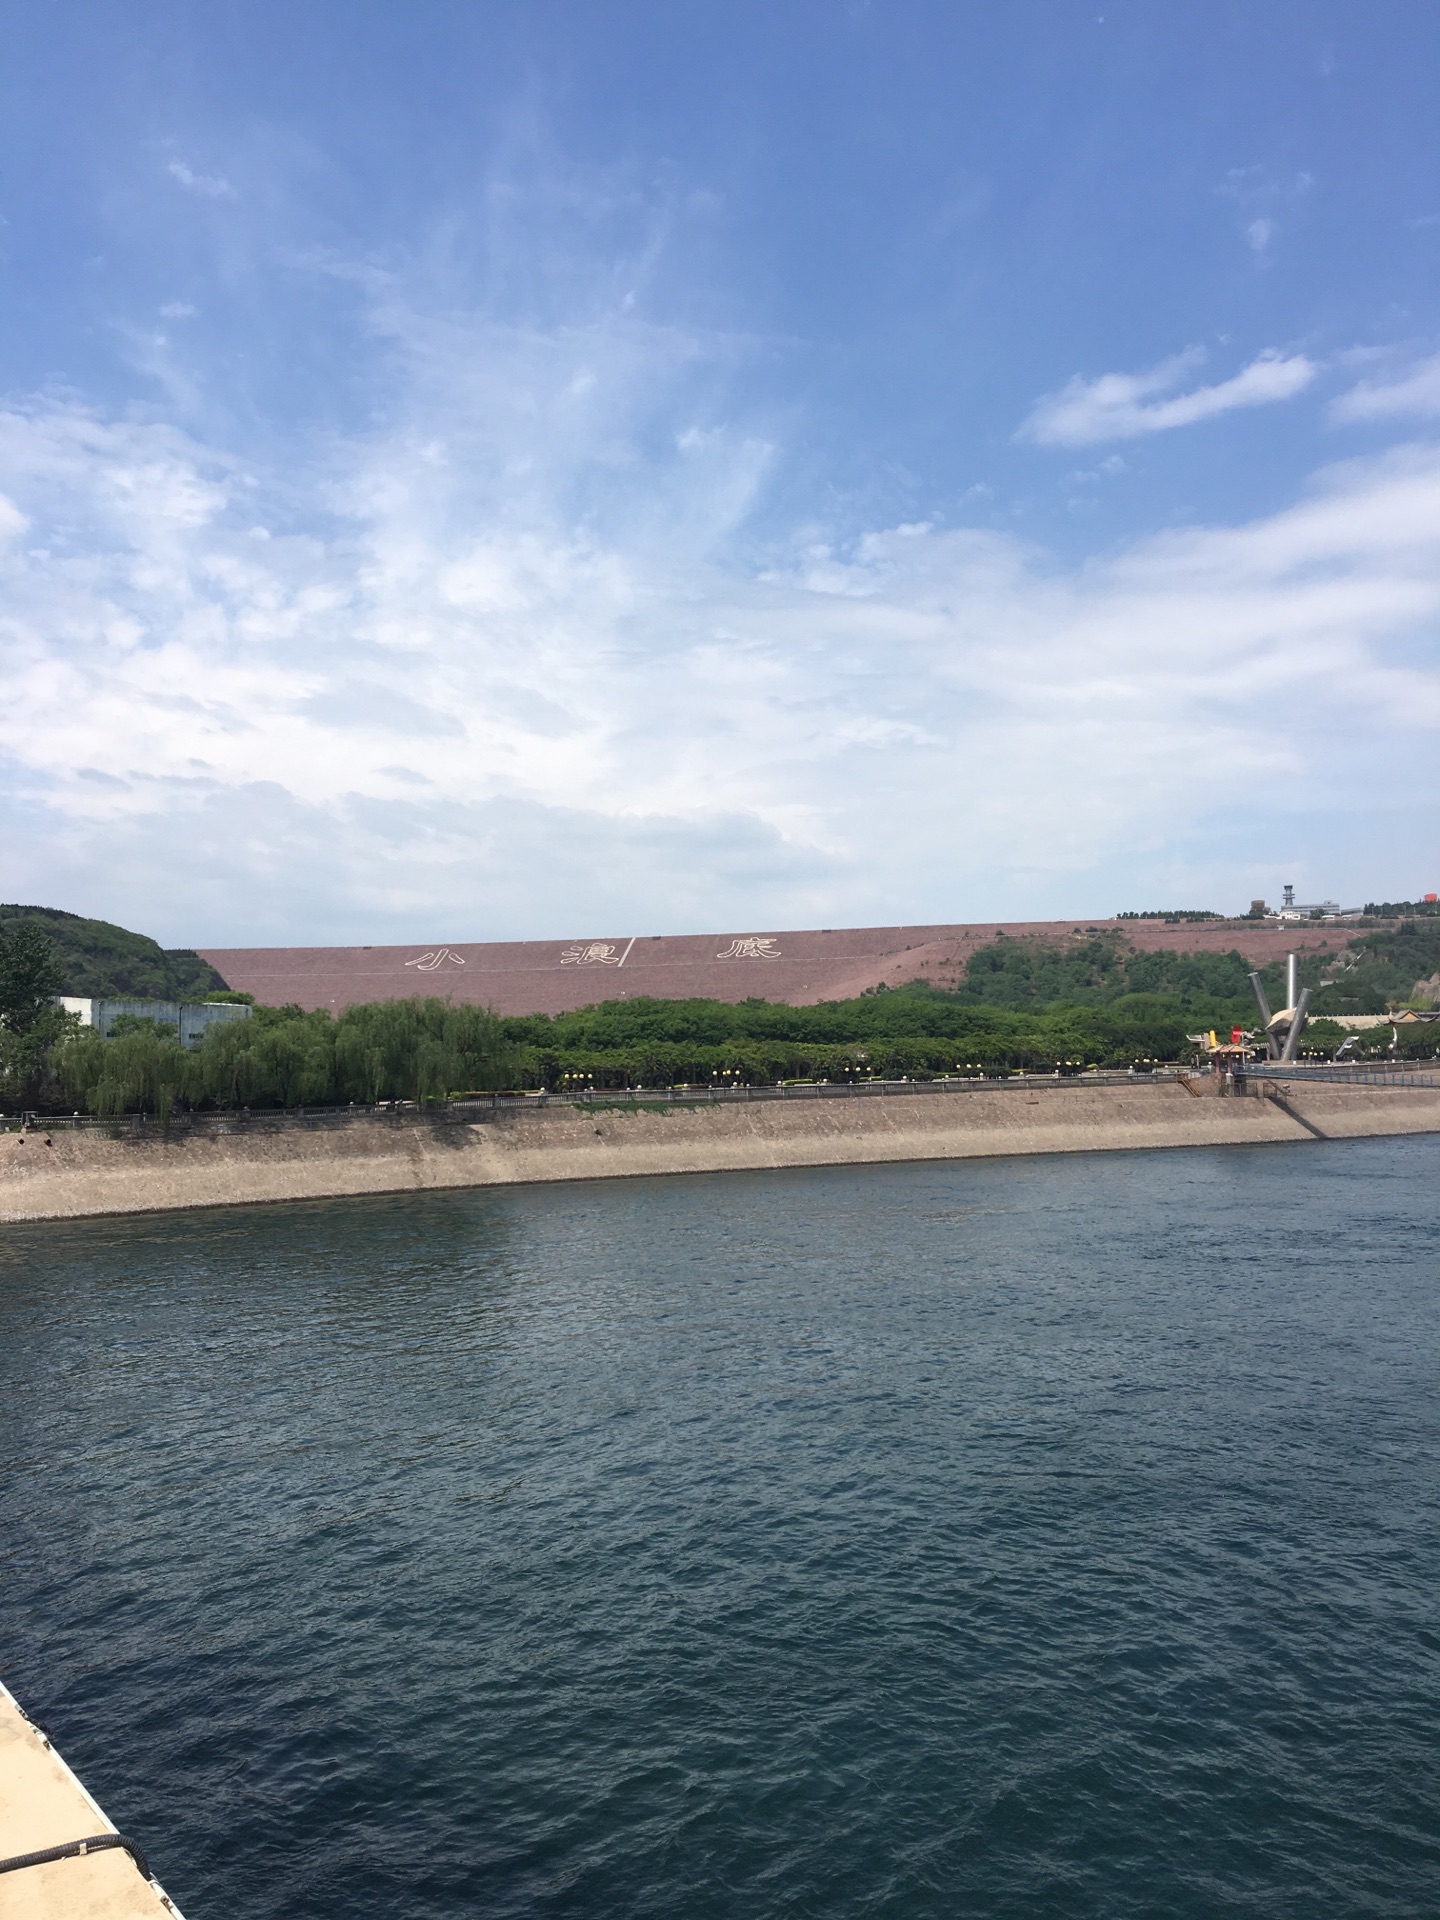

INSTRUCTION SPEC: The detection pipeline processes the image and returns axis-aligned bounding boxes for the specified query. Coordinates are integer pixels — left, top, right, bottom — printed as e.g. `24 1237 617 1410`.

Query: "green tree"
0 921 65 1034
0 922 74 1110
61 1025 191 1123
334 998 514 1103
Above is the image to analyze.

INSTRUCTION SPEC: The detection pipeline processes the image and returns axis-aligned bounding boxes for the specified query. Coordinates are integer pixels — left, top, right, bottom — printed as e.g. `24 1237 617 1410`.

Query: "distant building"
57 998 251 1047
1275 899 1343 920
1322 1010 1439 1030
1269 883 1350 921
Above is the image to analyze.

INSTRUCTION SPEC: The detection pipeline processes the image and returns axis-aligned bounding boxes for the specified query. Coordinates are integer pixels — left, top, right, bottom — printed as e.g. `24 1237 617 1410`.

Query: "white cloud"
1 329 1437 942
1332 353 1440 423
0 492 27 543
1020 349 1317 446
167 159 237 201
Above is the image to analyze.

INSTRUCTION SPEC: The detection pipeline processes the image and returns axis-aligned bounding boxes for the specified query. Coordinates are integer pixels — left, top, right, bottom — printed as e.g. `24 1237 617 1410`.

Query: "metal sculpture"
1248 953 1312 1062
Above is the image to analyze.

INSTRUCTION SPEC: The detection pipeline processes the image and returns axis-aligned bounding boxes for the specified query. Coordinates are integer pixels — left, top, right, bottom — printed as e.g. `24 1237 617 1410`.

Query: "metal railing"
11 1061 1436 1135
1240 1062 1440 1091
3 1070 1190 1133
560 1071 1185 1108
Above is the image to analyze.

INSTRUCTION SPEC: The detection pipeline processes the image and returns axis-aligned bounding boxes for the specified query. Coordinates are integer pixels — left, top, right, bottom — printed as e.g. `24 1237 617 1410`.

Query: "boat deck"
0 1684 182 1919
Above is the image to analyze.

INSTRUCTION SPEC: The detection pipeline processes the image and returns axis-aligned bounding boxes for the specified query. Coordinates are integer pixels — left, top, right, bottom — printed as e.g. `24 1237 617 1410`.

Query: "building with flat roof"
58 998 251 1046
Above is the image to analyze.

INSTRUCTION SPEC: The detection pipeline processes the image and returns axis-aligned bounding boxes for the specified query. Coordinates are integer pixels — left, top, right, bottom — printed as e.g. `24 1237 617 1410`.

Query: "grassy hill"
1326 919 1440 1012
0 905 230 1001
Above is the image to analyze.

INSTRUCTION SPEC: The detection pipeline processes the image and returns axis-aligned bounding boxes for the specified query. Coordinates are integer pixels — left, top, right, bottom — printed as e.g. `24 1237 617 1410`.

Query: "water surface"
3 1139 1439 1917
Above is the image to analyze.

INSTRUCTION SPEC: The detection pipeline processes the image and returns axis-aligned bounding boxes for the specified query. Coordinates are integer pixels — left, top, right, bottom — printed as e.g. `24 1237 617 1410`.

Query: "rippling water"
3 1138 1439 1917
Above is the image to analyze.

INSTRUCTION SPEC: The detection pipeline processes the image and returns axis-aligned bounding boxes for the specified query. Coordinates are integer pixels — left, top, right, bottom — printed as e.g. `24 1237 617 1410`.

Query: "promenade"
6 1075 1439 1222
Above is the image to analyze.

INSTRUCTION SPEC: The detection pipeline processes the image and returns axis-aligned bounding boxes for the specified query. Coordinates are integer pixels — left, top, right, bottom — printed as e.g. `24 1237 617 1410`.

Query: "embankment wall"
5 1081 1439 1223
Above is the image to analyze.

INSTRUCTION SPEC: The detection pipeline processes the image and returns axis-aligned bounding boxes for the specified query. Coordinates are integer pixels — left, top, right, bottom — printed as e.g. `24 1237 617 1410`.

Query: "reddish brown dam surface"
199 918 1343 1017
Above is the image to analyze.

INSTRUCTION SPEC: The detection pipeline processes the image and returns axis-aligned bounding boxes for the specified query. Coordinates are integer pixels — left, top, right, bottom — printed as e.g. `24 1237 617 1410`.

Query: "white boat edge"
0 1678 188 1918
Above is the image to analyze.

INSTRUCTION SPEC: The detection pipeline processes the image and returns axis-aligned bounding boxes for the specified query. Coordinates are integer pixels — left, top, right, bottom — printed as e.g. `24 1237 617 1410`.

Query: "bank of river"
4 1078 1440 1220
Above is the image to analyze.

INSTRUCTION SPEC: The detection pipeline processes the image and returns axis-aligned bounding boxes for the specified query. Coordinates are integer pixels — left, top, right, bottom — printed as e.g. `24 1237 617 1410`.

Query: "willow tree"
61 1024 192 1122
334 998 515 1103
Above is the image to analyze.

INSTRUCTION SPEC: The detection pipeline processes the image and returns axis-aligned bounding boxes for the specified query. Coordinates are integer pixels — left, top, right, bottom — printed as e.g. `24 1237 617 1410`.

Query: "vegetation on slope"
1321 920 1440 1013
0 905 228 1001
5 917 1437 1118
915 933 1269 1009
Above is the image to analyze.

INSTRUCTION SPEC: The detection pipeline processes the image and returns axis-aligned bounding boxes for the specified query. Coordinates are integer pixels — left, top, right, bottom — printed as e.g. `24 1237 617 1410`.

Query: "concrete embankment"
5 1080 1440 1223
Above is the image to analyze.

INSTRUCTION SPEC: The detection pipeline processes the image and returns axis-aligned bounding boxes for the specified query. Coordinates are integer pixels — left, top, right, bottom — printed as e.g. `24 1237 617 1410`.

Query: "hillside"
1326 919 1440 1012
198 915 1346 1017
0 905 230 1001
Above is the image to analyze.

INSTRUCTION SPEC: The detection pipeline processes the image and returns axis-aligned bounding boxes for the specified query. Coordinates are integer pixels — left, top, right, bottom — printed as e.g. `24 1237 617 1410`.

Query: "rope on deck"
0 1831 153 1882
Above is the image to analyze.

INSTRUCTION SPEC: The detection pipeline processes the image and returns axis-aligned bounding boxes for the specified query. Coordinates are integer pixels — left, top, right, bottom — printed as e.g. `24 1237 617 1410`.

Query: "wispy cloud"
1246 217 1274 256
1019 349 1318 446
1 321 1436 940
1219 167 1313 260
0 492 27 543
167 158 237 200
0 158 1432 938
1332 353 1440 422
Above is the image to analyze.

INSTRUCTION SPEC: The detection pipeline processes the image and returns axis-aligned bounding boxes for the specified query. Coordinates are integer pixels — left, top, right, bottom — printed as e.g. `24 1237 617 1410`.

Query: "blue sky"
2 1 1438 943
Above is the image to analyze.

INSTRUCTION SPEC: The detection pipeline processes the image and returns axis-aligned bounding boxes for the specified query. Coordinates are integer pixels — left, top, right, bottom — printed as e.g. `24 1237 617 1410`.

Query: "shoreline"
5 1079 1440 1222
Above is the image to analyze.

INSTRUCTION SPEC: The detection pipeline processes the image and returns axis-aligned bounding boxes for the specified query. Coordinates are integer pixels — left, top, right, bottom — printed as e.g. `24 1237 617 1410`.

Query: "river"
3 1137 1438 1917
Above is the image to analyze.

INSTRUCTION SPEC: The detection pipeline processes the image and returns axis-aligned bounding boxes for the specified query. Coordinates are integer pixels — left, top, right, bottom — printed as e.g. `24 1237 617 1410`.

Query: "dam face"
198 917 1341 1016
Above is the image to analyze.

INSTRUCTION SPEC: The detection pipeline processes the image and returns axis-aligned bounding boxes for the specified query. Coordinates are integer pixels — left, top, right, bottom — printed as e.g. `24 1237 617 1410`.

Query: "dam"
197 915 1345 1016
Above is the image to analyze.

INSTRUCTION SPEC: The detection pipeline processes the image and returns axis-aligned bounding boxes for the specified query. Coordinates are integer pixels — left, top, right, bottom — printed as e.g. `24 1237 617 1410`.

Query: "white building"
57 998 251 1046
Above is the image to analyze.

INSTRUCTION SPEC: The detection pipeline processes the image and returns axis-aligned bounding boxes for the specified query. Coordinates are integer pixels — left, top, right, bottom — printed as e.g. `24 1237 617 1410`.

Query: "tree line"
3 919 1436 1118
57 998 515 1121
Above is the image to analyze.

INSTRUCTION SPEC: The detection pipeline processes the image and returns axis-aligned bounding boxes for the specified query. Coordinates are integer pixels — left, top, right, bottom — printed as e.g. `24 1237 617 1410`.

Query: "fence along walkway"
12 1062 1439 1135
1240 1062 1440 1090
9 1071 1188 1133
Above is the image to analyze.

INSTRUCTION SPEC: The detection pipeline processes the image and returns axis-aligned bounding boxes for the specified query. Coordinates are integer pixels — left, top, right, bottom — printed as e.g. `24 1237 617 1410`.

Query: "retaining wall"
5 1080 1439 1222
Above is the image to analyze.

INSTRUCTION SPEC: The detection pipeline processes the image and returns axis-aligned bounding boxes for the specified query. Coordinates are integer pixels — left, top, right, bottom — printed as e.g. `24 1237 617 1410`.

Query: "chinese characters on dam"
716 938 783 961
399 935 788 980
197 916 1357 1021
559 936 784 967
562 942 626 967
